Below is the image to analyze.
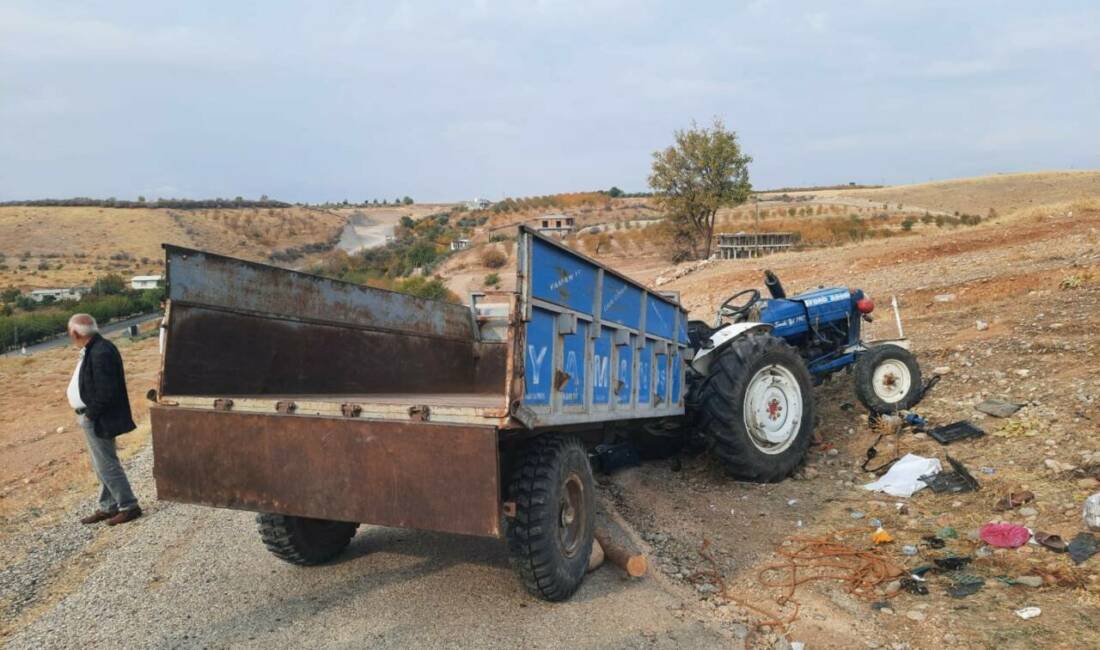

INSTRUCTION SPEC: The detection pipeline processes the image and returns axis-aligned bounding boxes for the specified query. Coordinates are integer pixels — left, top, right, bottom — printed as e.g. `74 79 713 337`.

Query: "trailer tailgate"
151 406 502 537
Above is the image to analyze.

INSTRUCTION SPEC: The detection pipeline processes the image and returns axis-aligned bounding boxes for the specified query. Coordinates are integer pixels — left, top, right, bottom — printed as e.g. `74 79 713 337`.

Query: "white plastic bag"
1084 493 1100 531
862 454 942 497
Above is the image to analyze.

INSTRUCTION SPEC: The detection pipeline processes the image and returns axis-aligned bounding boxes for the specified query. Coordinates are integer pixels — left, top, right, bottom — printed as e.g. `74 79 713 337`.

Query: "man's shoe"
106 507 142 526
80 510 117 525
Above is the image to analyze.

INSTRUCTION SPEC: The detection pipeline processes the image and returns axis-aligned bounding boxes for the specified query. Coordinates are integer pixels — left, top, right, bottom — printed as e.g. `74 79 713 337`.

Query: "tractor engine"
754 277 871 362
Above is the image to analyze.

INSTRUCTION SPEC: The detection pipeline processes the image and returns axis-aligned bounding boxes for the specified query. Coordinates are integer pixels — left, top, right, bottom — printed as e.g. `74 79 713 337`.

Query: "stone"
1019 507 1039 517
1078 478 1100 490
1014 576 1044 587
906 610 926 622
696 583 717 594
884 580 902 595
975 398 1022 418
934 294 956 302
975 320 989 331
933 366 951 375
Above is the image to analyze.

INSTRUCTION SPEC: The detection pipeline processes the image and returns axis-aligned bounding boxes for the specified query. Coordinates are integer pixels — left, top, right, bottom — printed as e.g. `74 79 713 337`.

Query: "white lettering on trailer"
603 283 628 312
550 270 581 292
593 352 610 388
527 345 547 384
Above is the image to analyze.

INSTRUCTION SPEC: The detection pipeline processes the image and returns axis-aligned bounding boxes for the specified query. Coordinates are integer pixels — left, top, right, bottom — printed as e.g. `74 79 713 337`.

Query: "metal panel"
600 273 642 330
592 328 612 405
523 307 555 405
671 351 683 404
528 238 598 315
637 340 653 404
151 407 502 538
164 245 473 342
646 299 677 340
559 321 587 406
654 351 668 404
616 337 634 406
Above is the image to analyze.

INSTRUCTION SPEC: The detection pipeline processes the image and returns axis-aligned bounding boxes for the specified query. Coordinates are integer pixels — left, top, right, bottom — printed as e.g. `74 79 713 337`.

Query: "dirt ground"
2 185 1099 648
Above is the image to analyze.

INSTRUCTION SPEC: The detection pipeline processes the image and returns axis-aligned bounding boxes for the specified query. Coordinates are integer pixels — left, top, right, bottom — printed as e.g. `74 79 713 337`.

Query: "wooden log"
594 528 646 577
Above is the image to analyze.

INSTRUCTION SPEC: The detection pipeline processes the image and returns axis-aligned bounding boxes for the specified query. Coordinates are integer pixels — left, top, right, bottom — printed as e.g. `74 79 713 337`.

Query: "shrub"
481 248 507 269
484 272 500 287
901 218 915 231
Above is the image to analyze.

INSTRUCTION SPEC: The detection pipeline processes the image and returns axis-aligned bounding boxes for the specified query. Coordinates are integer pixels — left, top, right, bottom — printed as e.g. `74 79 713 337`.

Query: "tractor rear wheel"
506 434 595 601
854 344 923 414
695 332 815 482
256 513 358 566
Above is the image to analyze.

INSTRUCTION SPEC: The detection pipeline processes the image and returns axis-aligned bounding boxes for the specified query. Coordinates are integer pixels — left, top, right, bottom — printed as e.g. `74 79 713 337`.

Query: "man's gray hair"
68 313 99 337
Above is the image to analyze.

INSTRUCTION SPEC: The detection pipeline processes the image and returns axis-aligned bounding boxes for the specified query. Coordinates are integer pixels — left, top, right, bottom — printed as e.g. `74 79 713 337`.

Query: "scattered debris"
934 293 956 302
871 528 894 544
1067 533 1098 565
994 418 1042 438
594 528 647 577
994 490 1035 512
1013 576 1044 587
975 320 989 331
933 556 972 571
1033 531 1068 553
864 454 942 497
929 421 985 445
1083 493 1100 531
1044 458 1077 473
946 575 984 598
901 545 919 556
921 535 946 549
1015 607 1042 620
975 398 1023 418
899 577 928 595
979 523 1031 549
920 455 980 494
937 527 958 539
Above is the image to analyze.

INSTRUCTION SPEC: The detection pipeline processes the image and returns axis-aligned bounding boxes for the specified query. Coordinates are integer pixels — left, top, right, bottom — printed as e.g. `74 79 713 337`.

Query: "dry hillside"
0 205 346 289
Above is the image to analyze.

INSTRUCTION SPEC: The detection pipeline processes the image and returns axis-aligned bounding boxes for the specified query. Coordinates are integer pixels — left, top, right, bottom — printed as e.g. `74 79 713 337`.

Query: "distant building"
716 232 795 260
534 213 576 237
450 238 471 251
29 287 89 303
131 275 164 290
466 198 492 210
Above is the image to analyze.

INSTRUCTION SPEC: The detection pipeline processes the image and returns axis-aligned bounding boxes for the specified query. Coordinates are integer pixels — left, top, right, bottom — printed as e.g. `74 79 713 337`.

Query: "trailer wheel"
854 344 923 414
696 332 815 482
506 435 595 602
256 513 358 566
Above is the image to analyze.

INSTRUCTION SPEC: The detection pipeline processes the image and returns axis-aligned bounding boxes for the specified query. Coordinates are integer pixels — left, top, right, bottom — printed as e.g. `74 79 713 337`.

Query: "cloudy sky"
1 1 1097 202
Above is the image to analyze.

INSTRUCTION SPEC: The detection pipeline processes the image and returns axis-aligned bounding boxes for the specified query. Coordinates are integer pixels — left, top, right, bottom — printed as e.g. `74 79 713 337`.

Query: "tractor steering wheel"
719 289 761 323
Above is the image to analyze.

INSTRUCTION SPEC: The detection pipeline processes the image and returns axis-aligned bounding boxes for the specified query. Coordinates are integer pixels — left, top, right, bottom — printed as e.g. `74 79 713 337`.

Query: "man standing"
67 313 141 525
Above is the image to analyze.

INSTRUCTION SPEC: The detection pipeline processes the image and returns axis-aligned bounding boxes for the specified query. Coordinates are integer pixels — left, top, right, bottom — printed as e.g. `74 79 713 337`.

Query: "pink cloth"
980 522 1031 548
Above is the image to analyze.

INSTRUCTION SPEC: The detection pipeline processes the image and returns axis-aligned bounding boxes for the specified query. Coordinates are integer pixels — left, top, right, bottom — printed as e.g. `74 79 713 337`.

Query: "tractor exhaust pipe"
764 270 786 299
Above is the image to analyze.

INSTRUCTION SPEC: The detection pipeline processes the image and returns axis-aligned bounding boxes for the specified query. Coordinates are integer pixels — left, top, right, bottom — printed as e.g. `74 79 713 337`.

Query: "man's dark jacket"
78 334 136 438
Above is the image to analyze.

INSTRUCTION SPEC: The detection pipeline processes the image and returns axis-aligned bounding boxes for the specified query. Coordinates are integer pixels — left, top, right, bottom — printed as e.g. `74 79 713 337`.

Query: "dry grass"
0 206 346 288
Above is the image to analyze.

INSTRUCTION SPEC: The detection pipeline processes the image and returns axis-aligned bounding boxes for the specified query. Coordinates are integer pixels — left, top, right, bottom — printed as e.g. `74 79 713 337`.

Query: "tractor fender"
690 322 773 376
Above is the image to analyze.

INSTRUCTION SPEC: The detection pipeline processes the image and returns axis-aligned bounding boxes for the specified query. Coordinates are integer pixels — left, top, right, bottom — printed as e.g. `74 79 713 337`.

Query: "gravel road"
3 446 734 649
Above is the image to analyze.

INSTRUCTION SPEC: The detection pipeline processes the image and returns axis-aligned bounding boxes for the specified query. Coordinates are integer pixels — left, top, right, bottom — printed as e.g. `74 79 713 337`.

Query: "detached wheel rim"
872 359 912 404
743 364 803 454
558 473 586 558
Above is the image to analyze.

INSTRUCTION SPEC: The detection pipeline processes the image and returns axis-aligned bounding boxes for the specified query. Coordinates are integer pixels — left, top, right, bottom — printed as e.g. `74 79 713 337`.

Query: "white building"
29 287 89 303
466 198 492 210
450 238 471 251
131 275 164 290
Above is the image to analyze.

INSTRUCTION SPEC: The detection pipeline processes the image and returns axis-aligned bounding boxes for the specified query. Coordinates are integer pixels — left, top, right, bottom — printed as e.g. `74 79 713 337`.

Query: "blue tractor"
684 270 922 481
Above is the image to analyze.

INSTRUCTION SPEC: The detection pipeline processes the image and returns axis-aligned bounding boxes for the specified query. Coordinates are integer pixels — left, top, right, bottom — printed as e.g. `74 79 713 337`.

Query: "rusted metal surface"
151 406 502 538
164 245 474 341
162 305 486 396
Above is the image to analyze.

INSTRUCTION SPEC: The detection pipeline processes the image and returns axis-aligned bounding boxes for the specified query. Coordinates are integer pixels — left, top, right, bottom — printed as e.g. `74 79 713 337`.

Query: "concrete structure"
131 275 164 290
716 232 795 260
534 213 575 237
465 198 492 210
28 287 89 303
450 238 471 251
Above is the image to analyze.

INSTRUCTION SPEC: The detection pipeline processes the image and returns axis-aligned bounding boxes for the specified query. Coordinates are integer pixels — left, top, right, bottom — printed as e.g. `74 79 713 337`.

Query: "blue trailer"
150 225 916 602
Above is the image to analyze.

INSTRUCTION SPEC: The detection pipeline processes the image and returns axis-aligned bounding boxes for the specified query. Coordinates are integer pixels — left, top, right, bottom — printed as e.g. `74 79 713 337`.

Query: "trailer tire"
696 332 814 482
256 513 358 566
854 344 922 414
506 435 595 602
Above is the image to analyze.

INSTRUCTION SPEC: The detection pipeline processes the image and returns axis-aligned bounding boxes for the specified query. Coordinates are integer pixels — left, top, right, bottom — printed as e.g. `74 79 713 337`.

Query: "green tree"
1 287 20 303
901 217 915 231
649 119 752 259
394 276 459 303
402 196 414 205
92 274 126 295
400 216 416 229
607 186 624 198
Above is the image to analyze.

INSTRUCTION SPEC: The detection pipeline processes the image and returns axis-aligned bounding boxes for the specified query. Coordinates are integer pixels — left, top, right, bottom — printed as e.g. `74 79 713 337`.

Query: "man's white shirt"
68 348 86 409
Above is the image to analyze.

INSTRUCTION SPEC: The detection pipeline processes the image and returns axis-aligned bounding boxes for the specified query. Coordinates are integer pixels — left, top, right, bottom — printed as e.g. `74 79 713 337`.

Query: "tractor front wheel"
695 332 815 482
853 344 923 414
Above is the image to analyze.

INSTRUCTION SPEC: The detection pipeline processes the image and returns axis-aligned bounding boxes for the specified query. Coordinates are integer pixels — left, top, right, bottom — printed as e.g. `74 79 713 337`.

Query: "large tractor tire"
256 513 359 566
695 332 815 482
853 344 923 415
506 435 595 602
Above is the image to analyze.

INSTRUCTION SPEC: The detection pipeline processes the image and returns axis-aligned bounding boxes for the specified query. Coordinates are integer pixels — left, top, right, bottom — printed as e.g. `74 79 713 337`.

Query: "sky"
1 1 1098 203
